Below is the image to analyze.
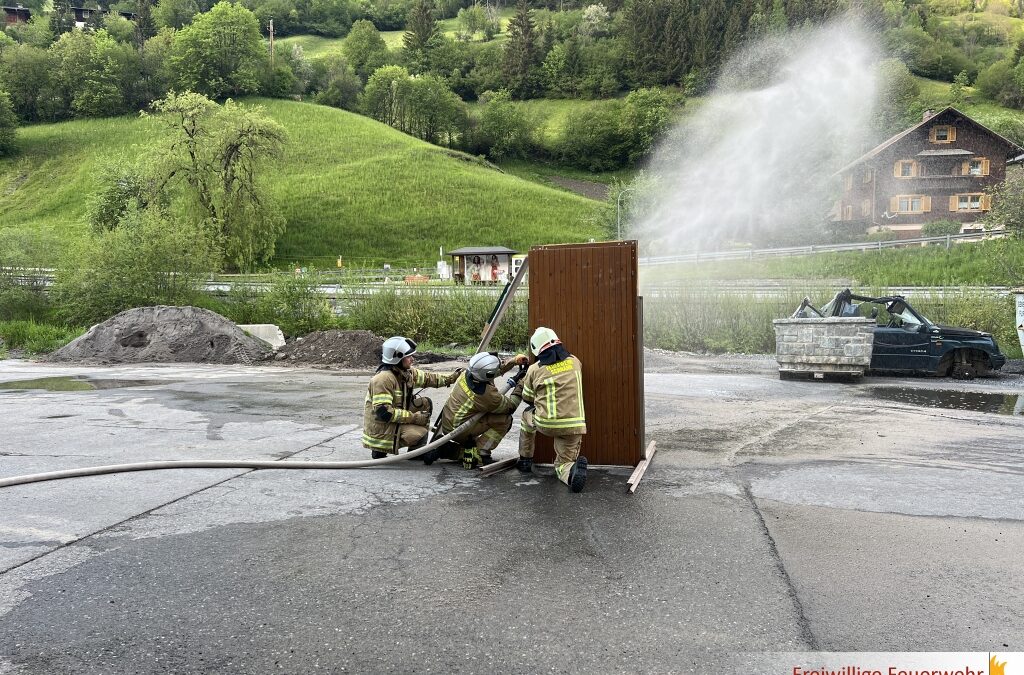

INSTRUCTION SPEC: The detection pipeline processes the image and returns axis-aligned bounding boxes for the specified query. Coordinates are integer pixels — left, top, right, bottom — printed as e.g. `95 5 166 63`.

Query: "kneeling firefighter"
432 351 529 468
515 327 588 493
362 336 462 459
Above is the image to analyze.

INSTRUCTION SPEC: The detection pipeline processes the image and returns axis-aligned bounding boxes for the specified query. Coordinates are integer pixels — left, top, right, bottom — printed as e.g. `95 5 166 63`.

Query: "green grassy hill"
0 98 608 266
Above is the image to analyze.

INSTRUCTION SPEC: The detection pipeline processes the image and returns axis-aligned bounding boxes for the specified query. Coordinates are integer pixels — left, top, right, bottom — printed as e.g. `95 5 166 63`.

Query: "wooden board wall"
527 241 644 467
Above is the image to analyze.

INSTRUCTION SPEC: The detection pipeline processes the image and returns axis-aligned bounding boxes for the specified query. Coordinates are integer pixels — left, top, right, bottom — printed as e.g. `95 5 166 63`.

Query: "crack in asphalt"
0 426 359 578
741 482 820 650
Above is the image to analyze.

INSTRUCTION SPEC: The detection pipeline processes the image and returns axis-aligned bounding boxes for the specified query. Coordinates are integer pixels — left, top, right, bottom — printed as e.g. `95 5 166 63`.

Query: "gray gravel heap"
48 306 273 365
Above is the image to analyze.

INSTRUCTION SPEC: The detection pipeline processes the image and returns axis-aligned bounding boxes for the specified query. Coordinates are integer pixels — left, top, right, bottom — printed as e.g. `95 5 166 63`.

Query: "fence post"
946 234 951 250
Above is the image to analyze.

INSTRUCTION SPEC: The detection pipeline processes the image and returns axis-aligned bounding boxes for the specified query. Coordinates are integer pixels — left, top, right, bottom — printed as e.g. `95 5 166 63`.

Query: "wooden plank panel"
527 241 643 467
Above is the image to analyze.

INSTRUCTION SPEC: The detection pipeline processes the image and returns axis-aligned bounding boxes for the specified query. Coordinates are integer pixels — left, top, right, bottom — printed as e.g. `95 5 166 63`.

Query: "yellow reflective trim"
362 434 393 449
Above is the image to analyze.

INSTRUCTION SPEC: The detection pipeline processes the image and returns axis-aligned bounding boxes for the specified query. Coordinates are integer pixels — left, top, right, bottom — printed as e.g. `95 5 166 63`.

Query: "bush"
866 228 898 242
53 209 221 326
921 220 962 237
255 271 335 337
345 287 527 351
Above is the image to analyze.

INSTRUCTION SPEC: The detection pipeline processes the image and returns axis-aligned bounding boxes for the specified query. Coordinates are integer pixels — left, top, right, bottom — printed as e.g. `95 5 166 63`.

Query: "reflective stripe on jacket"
440 359 520 433
518 354 586 434
362 367 450 450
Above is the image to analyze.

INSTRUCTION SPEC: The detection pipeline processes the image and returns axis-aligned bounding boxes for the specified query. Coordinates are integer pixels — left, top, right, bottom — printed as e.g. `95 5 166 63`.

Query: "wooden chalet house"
835 107 1021 238
3 4 31 25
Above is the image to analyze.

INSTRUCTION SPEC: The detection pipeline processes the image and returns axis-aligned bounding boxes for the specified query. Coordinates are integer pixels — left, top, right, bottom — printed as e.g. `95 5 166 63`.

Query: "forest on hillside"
5 0 1024 169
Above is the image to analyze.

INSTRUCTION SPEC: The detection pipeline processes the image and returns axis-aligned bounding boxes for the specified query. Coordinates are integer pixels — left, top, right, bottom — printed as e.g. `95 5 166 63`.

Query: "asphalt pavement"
0 356 1021 674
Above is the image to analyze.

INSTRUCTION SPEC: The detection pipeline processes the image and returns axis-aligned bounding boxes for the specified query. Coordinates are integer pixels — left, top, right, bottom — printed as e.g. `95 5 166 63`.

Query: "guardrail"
638 230 994 266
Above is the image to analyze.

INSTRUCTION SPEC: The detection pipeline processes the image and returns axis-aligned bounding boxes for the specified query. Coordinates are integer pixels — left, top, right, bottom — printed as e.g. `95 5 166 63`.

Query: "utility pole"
269 18 274 67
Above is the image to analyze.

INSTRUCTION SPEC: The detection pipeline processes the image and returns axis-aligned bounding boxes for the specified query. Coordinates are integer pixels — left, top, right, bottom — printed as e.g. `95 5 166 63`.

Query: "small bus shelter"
448 246 518 285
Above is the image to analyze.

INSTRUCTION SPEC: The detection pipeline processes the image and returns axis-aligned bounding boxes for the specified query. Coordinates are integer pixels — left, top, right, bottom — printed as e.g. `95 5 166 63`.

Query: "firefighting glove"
410 412 430 426
445 369 464 386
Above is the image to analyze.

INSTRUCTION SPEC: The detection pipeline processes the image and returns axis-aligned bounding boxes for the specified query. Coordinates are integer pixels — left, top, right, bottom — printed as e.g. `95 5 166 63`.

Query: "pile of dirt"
274 330 456 369
48 306 273 365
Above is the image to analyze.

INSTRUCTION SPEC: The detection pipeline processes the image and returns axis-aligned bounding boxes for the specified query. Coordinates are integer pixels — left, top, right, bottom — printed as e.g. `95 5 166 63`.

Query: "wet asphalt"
0 356 1022 673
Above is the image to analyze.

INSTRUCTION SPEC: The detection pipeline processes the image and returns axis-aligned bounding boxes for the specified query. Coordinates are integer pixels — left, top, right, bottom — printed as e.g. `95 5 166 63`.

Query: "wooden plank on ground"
626 441 657 493
479 456 518 477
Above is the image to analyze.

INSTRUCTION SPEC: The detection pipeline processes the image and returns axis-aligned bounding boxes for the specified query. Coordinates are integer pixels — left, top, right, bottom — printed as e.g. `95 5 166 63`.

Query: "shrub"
255 270 335 337
921 220 962 237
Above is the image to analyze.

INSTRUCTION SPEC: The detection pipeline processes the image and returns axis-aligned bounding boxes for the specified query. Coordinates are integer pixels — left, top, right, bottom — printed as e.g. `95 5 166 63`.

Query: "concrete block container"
772 317 875 379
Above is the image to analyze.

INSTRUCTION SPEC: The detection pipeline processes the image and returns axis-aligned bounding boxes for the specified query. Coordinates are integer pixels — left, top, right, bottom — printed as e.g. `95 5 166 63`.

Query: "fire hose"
0 376 523 489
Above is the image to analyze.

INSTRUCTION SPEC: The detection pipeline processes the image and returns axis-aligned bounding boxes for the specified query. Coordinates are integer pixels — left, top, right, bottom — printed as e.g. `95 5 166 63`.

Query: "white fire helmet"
467 352 501 382
381 336 417 365
529 326 560 356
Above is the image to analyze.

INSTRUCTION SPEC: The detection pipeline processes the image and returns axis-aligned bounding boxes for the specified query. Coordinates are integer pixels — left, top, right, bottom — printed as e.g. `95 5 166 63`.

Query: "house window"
892 194 930 214
965 158 990 176
863 168 873 184
895 160 917 178
844 174 853 191
952 193 989 212
843 205 853 221
861 199 871 217
929 125 956 143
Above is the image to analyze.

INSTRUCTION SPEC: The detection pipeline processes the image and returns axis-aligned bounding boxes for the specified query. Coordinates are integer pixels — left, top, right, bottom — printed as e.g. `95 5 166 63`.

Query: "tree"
874 59 923 138
134 0 159 46
312 54 363 110
984 170 1024 239
154 0 200 29
361 64 411 129
147 92 287 271
343 19 389 81
170 1 266 99
405 74 463 144
402 0 438 73
502 0 540 98
478 88 531 158
0 90 17 157
620 87 673 164
950 69 970 106
50 0 76 37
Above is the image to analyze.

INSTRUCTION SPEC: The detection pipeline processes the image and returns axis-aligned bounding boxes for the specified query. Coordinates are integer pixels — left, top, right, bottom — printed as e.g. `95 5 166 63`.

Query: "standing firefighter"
362 336 461 459
515 327 588 493
435 351 529 468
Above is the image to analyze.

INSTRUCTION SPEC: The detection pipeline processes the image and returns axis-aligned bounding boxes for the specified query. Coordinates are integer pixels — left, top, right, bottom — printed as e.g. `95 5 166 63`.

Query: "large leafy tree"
501 0 540 98
146 92 287 271
153 0 200 29
170 1 266 98
343 19 389 81
50 0 76 37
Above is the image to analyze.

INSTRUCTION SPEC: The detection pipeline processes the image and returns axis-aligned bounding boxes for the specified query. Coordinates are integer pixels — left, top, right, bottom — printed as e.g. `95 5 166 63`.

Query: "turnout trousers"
518 409 583 485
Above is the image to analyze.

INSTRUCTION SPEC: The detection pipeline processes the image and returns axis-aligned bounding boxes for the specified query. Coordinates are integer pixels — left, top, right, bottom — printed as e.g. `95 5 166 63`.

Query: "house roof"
836 107 1022 175
448 246 518 256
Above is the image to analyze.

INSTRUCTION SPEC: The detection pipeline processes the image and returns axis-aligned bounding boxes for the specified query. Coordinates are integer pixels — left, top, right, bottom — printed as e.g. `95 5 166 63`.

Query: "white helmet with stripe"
468 352 501 382
381 336 417 365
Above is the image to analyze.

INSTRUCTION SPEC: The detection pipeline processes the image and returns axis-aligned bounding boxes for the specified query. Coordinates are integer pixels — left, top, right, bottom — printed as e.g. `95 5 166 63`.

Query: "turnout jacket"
517 354 587 434
440 358 521 432
362 367 456 451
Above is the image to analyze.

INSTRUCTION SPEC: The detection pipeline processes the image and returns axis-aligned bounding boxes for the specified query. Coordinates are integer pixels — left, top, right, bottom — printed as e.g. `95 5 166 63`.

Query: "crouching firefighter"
362 336 461 459
429 352 529 468
515 327 588 493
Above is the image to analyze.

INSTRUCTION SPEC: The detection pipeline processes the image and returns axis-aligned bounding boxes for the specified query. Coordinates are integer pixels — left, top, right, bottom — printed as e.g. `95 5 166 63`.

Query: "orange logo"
991 654 1006 675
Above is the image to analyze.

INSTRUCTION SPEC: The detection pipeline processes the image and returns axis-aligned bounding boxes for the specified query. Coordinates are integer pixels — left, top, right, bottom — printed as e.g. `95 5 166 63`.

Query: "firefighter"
434 351 529 468
515 327 588 492
362 336 461 459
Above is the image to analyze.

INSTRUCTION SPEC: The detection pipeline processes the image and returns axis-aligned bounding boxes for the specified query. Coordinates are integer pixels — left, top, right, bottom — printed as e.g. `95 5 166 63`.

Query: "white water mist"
634 20 878 255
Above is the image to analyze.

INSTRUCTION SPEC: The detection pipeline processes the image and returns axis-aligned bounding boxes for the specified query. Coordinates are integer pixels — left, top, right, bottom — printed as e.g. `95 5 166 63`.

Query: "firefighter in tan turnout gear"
515 327 589 493
362 336 461 459
435 351 529 468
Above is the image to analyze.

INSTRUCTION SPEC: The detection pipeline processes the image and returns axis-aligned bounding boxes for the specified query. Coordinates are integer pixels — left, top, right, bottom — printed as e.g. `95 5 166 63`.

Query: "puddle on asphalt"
863 387 1023 415
0 377 166 392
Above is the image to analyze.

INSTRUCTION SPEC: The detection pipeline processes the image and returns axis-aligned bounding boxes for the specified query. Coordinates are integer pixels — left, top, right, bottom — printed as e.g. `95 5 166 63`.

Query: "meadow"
0 98 609 267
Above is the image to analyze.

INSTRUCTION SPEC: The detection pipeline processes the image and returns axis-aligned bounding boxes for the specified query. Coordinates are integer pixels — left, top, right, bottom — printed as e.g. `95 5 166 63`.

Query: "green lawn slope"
0 98 608 266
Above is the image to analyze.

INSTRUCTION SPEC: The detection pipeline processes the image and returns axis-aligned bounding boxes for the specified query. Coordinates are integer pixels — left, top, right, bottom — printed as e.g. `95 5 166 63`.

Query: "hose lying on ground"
0 380 518 489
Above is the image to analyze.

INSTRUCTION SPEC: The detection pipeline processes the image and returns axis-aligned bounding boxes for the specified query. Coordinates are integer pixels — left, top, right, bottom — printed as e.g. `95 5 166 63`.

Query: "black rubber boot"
370 450 388 460
421 444 441 465
568 456 588 493
516 457 533 473
480 453 495 466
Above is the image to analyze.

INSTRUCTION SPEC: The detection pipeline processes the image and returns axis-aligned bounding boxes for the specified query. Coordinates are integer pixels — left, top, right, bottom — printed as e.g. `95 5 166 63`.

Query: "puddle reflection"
863 387 1022 415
